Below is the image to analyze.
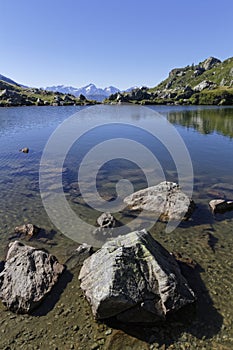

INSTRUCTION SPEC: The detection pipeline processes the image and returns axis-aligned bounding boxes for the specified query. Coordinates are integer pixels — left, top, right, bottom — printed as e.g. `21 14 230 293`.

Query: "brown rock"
14 223 39 238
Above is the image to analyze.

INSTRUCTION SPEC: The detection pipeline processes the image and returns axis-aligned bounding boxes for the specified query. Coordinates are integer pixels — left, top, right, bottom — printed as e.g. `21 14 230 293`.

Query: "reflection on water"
167 107 233 138
0 105 233 349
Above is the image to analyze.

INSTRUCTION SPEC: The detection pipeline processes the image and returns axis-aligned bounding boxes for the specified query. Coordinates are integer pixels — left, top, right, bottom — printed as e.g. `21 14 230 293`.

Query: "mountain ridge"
44 83 135 101
0 79 98 107
105 56 233 105
0 74 21 87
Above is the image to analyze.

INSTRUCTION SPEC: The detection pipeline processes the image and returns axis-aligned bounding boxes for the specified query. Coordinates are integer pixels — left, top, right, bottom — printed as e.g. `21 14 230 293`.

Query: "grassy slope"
104 57 233 106
152 57 233 91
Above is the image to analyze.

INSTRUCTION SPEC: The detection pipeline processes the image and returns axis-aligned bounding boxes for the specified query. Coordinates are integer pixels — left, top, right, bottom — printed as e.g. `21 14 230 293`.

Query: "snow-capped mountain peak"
45 83 126 101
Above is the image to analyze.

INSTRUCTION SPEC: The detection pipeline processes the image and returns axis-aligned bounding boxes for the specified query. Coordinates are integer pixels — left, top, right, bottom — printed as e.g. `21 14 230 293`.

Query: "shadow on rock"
213 210 233 222
0 261 4 273
180 202 233 229
9 226 58 245
179 203 215 228
34 228 58 243
31 268 73 317
104 262 223 346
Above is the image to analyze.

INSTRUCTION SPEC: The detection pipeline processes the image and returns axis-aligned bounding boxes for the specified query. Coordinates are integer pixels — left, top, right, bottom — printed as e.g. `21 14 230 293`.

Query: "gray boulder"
123 181 195 222
79 230 196 323
201 57 221 71
36 98 44 106
193 80 215 92
192 67 205 77
0 241 64 313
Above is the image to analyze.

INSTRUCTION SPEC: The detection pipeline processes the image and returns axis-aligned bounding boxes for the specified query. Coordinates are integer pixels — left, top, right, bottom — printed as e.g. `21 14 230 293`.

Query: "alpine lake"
0 104 233 350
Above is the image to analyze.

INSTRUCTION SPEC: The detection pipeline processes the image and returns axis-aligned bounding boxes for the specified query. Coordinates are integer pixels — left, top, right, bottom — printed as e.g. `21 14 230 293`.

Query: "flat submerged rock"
123 181 195 222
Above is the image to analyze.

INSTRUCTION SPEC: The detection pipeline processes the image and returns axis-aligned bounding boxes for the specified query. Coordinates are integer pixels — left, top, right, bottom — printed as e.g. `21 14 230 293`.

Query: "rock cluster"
0 80 97 107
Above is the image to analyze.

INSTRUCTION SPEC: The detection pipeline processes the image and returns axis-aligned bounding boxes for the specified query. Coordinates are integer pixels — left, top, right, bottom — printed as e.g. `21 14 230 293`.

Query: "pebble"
105 329 112 335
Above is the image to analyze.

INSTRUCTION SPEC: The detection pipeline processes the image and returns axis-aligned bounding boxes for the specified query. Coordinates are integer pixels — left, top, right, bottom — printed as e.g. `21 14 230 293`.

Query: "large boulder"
79 230 196 323
193 80 215 92
201 57 221 71
0 241 64 313
123 181 195 222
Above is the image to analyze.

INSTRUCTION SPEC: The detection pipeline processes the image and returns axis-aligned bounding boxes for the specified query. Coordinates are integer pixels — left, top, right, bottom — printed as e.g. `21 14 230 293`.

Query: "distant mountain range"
0 73 136 103
0 75 98 107
44 84 136 101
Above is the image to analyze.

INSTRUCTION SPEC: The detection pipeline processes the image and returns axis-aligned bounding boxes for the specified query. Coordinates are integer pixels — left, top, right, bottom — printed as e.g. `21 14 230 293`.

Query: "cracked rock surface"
0 241 64 313
79 229 195 323
123 181 195 222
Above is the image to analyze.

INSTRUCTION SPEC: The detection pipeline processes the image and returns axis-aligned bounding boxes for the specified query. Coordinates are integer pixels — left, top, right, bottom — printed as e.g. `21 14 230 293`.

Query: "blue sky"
1 0 232 89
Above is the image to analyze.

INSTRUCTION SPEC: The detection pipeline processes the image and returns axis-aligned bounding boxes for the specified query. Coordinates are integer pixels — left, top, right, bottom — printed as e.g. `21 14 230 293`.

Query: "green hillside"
105 56 233 105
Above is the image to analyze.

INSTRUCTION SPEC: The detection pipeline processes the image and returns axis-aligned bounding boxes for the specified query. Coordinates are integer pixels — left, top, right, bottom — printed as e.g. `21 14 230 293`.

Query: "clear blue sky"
1 0 232 89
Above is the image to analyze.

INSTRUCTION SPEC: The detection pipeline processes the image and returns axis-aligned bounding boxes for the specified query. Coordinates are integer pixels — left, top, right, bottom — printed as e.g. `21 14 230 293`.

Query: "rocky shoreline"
0 181 233 348
0 80 99 107
104 57 233 106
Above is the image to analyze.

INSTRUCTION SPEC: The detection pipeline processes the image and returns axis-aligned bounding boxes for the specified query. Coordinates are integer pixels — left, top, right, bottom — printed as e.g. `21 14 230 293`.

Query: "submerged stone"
123 181 195 222
209 199 233 214
14 223 39 238
19 147 29 153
